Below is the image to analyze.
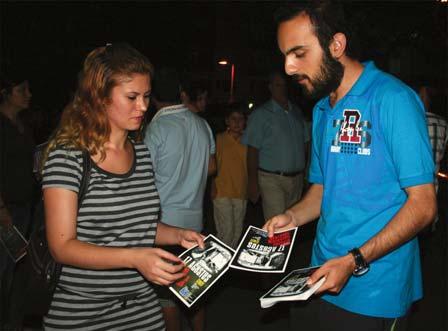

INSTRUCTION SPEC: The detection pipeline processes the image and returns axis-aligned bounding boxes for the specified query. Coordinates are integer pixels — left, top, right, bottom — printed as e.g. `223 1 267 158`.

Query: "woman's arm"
44 187 185 285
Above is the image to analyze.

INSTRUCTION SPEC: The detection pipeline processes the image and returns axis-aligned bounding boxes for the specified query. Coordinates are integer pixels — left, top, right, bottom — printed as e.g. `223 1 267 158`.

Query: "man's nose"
284 55 298 76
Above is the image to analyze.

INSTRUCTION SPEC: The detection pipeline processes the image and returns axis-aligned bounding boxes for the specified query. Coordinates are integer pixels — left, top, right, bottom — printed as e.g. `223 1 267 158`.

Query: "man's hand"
308 254 355 294
263 210 298 237
177 229 205 250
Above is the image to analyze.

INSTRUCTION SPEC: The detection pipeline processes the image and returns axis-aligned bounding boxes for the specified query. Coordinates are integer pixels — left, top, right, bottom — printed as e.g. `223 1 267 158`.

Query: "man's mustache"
292 74 309 81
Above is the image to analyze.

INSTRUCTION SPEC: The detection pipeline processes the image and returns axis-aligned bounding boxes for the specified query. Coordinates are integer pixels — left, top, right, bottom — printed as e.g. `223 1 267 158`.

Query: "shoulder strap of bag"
78 150 92 207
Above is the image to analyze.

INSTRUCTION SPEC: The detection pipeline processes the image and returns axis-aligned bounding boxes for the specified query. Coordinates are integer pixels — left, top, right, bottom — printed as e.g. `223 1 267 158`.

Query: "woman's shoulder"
44 145 84 172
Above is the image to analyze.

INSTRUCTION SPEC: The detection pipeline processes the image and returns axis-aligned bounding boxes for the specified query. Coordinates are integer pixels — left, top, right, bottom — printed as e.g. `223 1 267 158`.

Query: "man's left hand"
308 254 355 294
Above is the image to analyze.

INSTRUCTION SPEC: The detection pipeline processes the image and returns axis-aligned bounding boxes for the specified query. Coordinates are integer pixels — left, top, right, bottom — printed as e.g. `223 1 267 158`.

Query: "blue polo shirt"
242 99 310 172
144 105 215 232
309 62 434 318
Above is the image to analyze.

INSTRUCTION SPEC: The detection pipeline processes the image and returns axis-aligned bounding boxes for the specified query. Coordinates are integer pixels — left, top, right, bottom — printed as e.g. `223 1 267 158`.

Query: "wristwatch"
348 248 369 276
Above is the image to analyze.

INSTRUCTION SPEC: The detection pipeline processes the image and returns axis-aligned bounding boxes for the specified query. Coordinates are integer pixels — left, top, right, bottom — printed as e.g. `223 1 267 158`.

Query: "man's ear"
329 33 346 59
180 91 189 104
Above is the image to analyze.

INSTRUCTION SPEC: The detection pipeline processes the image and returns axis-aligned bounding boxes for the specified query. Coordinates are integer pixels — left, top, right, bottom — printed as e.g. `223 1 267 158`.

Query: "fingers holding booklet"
259 266 326 308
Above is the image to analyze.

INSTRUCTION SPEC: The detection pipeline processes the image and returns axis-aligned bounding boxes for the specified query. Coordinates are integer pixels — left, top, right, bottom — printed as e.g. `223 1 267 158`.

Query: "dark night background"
1 1 447 142
0 1 447 330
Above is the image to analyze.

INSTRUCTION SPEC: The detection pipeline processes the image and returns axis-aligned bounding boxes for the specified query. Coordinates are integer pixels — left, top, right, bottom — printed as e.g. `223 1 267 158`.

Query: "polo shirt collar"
270 98 292 113
316 61 379 111
151 104 187 122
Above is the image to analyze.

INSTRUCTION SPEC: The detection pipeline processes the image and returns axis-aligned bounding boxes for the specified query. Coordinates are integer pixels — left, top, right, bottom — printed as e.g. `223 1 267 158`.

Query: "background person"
0 70 35 330
144 68 215 331
242 71 310 221
211 105 247 248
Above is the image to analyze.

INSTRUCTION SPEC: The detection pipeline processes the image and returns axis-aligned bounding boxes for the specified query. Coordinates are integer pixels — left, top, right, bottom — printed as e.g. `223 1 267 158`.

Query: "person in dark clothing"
0 70 35 330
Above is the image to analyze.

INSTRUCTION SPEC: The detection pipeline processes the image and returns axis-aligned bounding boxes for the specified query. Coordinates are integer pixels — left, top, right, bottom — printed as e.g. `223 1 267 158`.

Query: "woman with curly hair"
40 43 203 331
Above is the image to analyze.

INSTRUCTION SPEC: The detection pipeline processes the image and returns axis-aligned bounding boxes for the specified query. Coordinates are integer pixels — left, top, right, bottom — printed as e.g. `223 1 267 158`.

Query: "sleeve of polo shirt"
308 112 324 185
143 121 162 172
241 109 266 149
380 88 435 188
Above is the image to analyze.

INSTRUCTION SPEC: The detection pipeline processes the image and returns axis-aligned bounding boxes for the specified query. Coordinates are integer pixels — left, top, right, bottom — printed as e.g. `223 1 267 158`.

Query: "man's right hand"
247 179 260 204
263 211 298 237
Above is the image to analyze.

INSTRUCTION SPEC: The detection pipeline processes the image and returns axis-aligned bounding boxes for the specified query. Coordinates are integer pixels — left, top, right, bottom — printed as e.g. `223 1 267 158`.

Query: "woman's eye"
127 96 137 100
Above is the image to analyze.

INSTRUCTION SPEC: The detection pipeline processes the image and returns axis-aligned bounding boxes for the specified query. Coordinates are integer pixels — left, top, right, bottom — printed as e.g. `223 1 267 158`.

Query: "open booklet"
0 224 28 263
169 234 235 308
229 225 298 273
259 266 326 308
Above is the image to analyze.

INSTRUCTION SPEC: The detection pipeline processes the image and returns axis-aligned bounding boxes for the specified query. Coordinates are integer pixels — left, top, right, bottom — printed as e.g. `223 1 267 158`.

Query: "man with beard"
263 2 436 330
242 71 310 222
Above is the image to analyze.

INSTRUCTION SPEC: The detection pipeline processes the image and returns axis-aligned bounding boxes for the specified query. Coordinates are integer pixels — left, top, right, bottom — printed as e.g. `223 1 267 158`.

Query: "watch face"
353 265 369 277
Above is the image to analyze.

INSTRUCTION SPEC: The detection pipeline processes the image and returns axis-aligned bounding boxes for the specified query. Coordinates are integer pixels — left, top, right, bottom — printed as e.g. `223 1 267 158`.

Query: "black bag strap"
78 150 92 208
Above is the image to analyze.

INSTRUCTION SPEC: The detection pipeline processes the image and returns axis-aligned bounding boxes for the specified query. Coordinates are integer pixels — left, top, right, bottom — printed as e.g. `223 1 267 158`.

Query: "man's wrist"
285 209 299 227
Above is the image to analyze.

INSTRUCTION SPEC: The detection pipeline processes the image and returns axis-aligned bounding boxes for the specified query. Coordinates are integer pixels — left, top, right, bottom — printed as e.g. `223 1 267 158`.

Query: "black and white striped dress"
41 142 165 331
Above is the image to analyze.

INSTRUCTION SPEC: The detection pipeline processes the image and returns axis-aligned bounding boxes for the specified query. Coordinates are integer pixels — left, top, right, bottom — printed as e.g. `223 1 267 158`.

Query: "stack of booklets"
259 266 326 308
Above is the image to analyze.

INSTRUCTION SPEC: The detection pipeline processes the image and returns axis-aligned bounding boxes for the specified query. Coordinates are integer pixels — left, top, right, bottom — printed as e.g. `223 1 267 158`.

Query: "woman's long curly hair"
41 43 153 169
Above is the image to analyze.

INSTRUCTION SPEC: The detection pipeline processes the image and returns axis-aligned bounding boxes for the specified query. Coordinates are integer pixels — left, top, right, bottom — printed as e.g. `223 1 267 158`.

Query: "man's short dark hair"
274 0 360 60
152 67 181 103
180 79 208 103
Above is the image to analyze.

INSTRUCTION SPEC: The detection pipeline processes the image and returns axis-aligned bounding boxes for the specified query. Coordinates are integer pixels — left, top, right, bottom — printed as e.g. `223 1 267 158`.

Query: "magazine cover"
169 234 235 308
0 225 28 263
259 266 326 308
229 225 298 273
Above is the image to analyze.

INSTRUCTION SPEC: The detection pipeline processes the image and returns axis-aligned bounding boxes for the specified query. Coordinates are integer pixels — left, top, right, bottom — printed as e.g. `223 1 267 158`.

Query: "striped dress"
41 142 165 331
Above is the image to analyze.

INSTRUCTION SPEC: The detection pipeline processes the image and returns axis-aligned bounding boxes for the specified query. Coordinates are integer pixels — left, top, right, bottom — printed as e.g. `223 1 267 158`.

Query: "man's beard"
294 49 344 100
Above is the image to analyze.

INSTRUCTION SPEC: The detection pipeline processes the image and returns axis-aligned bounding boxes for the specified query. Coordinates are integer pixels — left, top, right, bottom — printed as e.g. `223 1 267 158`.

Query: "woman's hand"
132 248 186 286
177 229 205 250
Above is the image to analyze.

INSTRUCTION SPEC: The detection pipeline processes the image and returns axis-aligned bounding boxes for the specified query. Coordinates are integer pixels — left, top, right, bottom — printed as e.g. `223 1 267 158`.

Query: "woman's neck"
106 129 129 150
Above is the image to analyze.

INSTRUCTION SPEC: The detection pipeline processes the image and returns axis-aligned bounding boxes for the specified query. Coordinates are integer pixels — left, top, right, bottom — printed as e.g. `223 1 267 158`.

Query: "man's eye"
294 53 304 59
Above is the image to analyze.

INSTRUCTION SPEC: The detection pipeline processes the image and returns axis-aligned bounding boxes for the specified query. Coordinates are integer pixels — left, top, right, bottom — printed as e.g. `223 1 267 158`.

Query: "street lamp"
218 60 235 103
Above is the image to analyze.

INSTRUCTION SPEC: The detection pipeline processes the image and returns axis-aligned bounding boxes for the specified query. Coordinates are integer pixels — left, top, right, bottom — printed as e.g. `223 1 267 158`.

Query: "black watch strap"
349 248 369 276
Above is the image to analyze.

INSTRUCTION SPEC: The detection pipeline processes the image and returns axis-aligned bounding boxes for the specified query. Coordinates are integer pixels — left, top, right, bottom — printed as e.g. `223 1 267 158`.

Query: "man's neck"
272 97 289 111
329 58 364 107
155 101 181 111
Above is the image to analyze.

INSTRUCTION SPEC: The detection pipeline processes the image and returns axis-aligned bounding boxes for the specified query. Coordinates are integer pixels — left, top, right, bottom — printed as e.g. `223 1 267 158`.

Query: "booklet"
0 224 28 263
259 266 326 308
169 234 235 308
229 225 298 273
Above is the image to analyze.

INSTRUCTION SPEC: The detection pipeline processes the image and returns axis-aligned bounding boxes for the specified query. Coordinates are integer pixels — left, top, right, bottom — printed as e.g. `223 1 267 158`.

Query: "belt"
258 168 303 177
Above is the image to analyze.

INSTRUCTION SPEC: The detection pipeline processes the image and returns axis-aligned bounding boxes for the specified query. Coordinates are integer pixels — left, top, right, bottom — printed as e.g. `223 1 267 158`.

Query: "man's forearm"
247 146 259 180
359 183 436 263
287 183 323 226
